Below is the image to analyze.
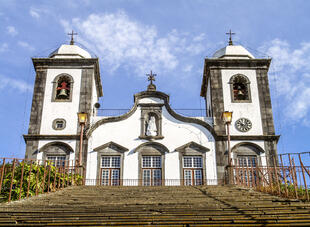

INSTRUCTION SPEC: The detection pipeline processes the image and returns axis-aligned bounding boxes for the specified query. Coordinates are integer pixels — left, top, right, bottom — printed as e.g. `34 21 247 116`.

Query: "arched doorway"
40 142 73 167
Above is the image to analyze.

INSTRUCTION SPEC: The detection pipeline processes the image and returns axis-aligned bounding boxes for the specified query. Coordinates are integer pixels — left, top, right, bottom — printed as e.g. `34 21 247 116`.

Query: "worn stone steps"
0 185 310 226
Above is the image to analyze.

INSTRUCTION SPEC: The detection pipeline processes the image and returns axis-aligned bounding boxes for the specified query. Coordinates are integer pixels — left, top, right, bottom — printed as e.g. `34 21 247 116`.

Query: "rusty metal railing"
230 152 310 201
0 158 84 203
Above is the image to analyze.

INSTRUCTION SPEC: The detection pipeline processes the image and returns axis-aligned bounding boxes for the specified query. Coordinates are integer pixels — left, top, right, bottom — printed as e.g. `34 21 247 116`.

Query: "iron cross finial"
225 29 235 46
67 30 78 45
147 70 156 85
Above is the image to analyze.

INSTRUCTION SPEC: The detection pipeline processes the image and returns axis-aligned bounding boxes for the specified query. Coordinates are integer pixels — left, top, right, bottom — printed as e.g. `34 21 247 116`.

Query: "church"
24 34 279 186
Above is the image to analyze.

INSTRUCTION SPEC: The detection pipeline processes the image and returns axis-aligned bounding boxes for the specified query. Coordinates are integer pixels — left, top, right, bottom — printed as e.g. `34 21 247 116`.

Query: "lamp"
222 111 233 124
222 111 233 184
78 112 88 124
77 112 88 166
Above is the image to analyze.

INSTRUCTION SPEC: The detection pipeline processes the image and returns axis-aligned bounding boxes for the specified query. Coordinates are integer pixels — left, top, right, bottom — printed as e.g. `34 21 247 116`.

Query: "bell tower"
24 37 103 167
200 35 279 179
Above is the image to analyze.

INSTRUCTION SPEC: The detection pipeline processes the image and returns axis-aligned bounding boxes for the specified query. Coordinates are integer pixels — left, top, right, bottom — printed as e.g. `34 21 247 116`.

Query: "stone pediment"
175 141 210 155
93 141 128 153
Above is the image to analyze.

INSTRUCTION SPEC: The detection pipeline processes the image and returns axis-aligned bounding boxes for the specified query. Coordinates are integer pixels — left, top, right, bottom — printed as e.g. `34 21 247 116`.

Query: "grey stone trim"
52 118 66 130
25 141 39 160
23 134 79 141
218 54 254 59
93 141 127 185
175 141 210 153
231 142 265 154
39 141 73 161
93 141 129 153
177 146 207 185
256 69 276 136
217 135 280 141
25 67 47 159
32 58 103 97
229 74 252 103
209 69 226 135
215 140 227 181
51 74 74 102
87 90 216 138
75 68 94 167
139 105 163 140
135 142 168 186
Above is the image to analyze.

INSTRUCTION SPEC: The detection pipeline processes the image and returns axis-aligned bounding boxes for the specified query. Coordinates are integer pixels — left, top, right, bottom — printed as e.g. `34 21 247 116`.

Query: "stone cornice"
216 135 280 142
32 58 103 97
23 134 80 141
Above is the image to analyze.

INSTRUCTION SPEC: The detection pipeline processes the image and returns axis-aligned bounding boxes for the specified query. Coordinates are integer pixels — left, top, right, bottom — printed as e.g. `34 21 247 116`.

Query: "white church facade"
24 36 279 186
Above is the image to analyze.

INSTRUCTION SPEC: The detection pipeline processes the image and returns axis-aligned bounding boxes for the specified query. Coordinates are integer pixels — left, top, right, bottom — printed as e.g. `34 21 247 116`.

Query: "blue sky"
0 0 310 158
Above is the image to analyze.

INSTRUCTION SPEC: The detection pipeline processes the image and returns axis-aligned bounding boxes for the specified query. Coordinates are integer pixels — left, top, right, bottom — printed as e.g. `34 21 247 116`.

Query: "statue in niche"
146 115 157 136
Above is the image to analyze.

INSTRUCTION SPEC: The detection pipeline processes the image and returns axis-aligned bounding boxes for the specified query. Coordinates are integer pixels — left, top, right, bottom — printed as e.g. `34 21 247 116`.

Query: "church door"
141 156 162 186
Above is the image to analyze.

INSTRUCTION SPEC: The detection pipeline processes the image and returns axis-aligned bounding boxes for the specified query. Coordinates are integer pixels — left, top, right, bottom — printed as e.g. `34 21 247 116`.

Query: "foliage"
0 162 83 202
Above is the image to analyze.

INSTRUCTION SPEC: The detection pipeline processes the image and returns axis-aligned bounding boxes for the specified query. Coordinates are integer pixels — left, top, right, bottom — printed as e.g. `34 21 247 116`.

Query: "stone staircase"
0 185 310 226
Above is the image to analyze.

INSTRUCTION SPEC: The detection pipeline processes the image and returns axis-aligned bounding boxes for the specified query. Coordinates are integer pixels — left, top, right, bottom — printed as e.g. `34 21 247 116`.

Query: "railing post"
18 160 25 200
280 155 289 197
273 157 281 196
41 160 47 194
299 154 309 201
0 158 6 194
27 161 33 198
8 159 16 202
47 164 51 193
288 154 298 199
35 160 40 196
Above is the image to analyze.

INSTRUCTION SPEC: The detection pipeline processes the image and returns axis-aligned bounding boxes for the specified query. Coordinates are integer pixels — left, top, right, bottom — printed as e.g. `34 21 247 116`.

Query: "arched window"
52 74 73 102
40 142 73 167
229 74 251 102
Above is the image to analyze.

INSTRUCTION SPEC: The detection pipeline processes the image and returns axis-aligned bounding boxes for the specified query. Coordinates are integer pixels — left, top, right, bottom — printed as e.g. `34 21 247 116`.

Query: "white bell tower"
24 35 103 167
200 33 279 179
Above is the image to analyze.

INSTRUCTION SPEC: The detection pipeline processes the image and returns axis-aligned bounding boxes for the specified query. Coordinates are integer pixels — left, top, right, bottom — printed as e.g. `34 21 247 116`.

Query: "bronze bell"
58 89 68 97
238 90 244 96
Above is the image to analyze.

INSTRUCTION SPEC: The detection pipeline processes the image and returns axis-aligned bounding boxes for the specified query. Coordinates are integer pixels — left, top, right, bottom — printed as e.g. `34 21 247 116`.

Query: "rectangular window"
142 156 162 186
47 156 66 167
101 156 121 186
183 156 202 168
183 156 203 186
237 155 257 186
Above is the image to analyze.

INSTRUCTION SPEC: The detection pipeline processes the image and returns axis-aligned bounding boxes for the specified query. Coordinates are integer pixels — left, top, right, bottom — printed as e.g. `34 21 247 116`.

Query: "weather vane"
225 29 235 46
68 30 78 45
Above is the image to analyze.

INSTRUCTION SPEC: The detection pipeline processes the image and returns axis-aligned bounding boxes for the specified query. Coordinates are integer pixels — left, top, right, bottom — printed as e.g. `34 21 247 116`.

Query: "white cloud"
18 41 34 51
6 26 18 36
259 39 310 124
29 7 40 18
0 75 32 93
61 11 208 75
29 6 50 19
0 43 8 52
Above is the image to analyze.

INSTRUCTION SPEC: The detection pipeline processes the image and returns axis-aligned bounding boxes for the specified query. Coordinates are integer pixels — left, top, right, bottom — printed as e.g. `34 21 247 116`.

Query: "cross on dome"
67 30 78 45
225 29 235 46
146 70 157 91
147 70 156 85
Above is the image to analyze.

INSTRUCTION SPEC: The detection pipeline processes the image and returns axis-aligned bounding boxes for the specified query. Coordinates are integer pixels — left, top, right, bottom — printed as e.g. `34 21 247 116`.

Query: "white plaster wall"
40 68 82 135
221 69 263 135
86 98 217 183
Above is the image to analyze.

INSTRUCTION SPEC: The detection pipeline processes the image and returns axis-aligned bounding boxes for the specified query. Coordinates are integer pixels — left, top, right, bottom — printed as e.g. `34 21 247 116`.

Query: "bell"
58 89 68 97
238 90 244 96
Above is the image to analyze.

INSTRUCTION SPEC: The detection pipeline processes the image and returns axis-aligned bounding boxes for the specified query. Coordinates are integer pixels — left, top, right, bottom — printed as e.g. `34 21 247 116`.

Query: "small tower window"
52 74 73 102
52 118 66 130
229 74 251 103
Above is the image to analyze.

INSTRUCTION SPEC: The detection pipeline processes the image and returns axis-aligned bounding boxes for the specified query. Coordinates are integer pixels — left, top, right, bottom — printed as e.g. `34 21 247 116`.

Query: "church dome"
212 45 255 59
49 44 92 59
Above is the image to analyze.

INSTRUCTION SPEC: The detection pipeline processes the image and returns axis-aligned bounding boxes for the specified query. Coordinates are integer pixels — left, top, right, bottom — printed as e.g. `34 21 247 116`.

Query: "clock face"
235 118 252 132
